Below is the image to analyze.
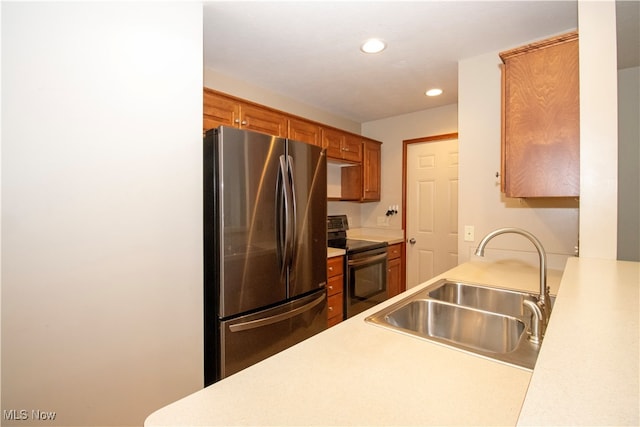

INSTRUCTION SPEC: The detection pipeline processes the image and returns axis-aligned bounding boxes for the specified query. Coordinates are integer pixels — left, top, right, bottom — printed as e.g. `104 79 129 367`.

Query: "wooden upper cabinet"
340 139 381 202
500 31 580 198
288 118 322 147
241 103 287 138
342 134 363 163
323 127 362 162
362 140 381 201
204 88 384 202
203 89 239 132
203 88 287 138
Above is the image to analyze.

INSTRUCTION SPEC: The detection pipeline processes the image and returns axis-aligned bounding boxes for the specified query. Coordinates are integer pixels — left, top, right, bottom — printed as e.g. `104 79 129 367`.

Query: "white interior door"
406 138 458 288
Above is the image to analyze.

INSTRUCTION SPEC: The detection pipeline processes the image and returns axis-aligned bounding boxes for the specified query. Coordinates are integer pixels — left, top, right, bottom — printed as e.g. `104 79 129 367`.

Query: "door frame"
402 132 459 286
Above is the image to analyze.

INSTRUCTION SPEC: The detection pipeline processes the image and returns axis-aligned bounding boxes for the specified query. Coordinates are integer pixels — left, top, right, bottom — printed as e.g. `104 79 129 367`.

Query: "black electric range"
327 215 387 254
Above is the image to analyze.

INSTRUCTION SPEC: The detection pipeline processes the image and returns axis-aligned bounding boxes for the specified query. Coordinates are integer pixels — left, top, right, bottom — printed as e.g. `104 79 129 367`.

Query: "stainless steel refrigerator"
204 126 327 385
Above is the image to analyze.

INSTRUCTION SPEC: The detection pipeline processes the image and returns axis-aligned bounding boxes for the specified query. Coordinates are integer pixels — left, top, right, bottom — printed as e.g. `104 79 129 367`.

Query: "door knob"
408 238 416 245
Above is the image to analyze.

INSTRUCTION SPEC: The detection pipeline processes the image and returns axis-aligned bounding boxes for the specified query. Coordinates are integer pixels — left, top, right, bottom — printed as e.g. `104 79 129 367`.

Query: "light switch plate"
464 225 475 242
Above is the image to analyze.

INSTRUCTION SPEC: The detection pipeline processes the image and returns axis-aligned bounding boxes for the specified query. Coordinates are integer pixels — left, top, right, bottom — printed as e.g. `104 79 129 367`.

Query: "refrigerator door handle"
228 294 325 333
278 155 294 279
286 155 298 266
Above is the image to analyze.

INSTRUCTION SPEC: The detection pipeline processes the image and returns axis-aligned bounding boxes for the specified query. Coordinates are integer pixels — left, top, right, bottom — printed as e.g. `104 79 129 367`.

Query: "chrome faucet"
474 227 551 341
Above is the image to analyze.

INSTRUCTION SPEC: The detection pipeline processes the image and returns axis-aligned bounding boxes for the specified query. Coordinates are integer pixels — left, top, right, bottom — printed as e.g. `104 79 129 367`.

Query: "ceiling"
204 1 639 123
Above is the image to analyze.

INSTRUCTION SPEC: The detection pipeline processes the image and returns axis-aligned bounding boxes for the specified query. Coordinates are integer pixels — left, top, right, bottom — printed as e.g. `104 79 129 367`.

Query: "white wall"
578 0 619 260
1 3 203 426
360 104 459 230
617 66 640 261
458 50 579 271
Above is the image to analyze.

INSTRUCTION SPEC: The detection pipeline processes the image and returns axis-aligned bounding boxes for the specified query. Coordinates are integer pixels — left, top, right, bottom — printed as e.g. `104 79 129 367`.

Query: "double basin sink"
365 279 554 370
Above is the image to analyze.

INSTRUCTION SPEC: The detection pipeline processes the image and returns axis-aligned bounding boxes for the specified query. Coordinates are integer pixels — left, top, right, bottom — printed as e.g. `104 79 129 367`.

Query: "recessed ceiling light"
425 88 443 97
360 38 386 54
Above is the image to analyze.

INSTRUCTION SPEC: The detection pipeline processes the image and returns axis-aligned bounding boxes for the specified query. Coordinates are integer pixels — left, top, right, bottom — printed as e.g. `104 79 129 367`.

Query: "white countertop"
145 258 639 426
518 257 639 425
327 247 345 258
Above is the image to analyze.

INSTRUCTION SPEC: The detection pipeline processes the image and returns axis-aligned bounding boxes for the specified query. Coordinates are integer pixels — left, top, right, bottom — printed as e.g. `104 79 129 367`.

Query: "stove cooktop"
328 238 387 254
327 214 387 254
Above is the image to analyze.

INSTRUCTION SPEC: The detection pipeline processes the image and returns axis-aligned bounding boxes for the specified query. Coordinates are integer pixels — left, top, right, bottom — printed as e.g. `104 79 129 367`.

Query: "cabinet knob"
328 285 333 291
241 120 247 125
234 119 240 124
328 266 334 272
329 306 333 311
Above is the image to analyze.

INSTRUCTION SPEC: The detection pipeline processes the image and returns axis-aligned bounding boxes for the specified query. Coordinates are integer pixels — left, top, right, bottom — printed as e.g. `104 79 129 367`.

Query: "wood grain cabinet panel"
322 128 362 162
203 88 287 138
387 243 404 298
362 140 381 201
203 88 383 202
500 31 579 197
203 89 239 132
288 118 322 147
338 140 381 202
327 256 344 327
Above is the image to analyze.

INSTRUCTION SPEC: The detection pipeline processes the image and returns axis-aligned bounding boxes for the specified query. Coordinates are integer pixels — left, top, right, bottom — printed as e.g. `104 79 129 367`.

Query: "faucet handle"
523 299 545 345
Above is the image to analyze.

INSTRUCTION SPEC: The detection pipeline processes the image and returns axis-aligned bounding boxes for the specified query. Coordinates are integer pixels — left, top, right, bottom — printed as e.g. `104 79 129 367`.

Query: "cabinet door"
501 32 579 197
340 165 362 200
342 134 362 162
241 103 288 138
323 127 345 159
362 140 381 201
387 257 402 299
289 118 322 147
387 243 402 261
203 89 239 132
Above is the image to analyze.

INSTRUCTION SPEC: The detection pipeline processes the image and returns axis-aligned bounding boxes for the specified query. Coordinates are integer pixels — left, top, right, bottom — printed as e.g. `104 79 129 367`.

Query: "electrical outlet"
464 225 475 242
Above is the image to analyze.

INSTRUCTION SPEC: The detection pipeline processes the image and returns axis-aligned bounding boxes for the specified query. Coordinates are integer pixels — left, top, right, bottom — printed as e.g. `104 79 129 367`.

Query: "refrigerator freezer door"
218 127 287 318
219 290 327 379
287 140 327 298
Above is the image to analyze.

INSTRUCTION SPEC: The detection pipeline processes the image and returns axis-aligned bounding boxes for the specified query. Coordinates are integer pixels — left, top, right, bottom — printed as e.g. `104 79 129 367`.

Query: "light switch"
464 226 475 242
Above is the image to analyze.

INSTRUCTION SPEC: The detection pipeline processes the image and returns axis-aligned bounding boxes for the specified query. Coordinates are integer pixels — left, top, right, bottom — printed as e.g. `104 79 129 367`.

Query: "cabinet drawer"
327 293 343 321
327 275 343 296
327 256 343 278
387 243 402 260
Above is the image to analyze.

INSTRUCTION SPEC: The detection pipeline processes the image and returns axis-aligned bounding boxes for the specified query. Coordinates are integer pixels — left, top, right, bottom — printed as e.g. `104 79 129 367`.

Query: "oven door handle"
347 253 388 268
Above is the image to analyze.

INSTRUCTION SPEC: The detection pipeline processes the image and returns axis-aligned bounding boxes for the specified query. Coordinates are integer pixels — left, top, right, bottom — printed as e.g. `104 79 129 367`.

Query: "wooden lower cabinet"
326 255 344 327
387 243 404 298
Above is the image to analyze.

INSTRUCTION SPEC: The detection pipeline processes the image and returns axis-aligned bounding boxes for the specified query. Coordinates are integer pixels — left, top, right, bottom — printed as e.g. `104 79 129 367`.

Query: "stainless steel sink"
384 299 525 353
366 279 554 370
428 280 531 318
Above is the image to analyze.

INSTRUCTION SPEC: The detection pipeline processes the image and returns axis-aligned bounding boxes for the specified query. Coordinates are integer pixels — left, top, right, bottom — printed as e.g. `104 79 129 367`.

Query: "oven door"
345 248 388 318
